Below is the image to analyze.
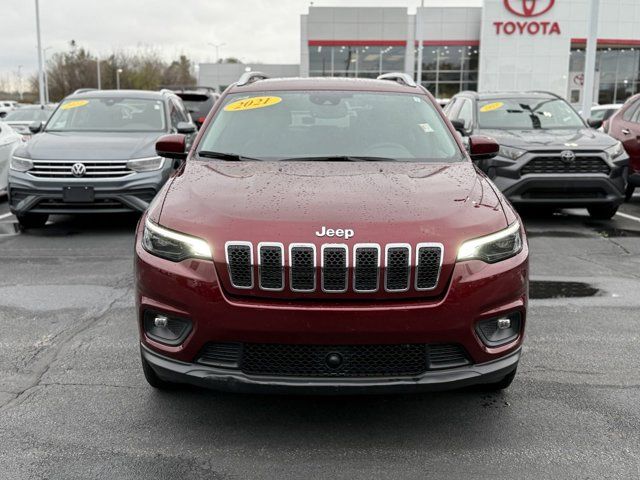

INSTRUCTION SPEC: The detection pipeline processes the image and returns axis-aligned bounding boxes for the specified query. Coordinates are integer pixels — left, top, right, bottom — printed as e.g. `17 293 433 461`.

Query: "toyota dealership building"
297 0 640 104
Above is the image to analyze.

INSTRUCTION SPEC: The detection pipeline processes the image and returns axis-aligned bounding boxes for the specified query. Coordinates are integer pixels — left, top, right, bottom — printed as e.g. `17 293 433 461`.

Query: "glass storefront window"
570 46 640 104
308 44 406 79
415 45 479 99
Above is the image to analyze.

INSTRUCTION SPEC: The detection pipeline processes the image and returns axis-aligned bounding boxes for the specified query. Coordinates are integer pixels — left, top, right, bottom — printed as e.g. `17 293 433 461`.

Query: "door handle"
622 128 631 135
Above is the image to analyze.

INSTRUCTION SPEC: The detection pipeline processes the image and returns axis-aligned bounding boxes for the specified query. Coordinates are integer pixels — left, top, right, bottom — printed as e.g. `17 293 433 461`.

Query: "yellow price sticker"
61 100 90 110
224 96 282 112
479 102 504 113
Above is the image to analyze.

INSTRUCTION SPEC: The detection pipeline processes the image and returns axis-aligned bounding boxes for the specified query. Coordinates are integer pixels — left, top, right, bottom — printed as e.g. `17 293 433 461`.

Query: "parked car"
0 100 19 118
603 94 640 200
135 72 528 394
167 86 219 128
589 104 622 123
0 122 23 196
7 89 196 228
3 105 55 136
445 91 628 219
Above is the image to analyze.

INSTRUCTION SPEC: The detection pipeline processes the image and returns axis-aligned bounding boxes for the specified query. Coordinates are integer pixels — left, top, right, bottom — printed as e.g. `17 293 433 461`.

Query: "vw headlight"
604 141 624 160
142 218 212 262
498 145 526 161
127 156 165 172
457 221 523 263
10 155 33 172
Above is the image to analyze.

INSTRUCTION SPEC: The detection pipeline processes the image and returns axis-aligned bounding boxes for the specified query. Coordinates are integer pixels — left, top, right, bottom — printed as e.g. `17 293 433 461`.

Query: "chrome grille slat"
29 160 133 178
258 242 284 291
224 242 443 295
322 245 348 293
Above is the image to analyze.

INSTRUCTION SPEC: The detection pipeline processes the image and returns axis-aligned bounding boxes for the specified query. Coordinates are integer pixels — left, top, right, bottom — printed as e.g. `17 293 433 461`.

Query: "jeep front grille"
224 242 443 294
28 160 134 178
521 155 610 175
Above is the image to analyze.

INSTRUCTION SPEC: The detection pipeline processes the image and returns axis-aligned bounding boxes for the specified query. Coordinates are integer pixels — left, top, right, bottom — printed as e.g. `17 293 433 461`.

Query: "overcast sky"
1 0 481 84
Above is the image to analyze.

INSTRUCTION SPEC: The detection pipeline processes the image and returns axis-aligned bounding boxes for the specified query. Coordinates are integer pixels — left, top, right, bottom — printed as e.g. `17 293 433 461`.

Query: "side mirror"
450 119 467 135
587 118 603 129
156 134 187 160
468 135 500 161
28 121 43 134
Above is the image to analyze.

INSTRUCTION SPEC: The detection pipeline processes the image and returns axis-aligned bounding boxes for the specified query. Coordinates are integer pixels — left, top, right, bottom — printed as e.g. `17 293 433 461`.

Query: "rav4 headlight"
605 141 625 160
142 218 212 261
457 221 523 263
498 145 526 161
127 156 165 172
10 155 33 172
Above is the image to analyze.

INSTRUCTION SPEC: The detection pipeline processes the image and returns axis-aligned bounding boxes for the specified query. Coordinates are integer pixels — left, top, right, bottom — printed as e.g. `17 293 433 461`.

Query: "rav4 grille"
224 242 443 294
521 155 610 175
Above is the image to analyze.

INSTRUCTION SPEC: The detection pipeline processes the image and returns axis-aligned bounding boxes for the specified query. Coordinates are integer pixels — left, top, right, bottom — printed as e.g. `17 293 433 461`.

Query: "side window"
444 98 460 119
622 101 640 122
457 99 473 130
169 100 185 130
630 103 640 124
174 98 190 123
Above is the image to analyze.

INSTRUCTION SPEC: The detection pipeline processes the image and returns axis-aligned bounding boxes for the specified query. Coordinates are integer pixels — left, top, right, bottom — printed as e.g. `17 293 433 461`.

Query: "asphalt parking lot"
0 198 639 479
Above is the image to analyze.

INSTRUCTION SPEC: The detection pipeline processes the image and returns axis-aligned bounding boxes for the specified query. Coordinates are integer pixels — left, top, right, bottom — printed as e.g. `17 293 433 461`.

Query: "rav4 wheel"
625 185 635 202
141 354 178 390
587 204 619 220
17 213 49 229
484 368 517 391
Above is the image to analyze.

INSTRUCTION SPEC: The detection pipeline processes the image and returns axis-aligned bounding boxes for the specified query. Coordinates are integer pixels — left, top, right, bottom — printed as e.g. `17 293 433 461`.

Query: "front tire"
587 204 619 220
17 213 49 229
141 354 178 390
625 184 635 202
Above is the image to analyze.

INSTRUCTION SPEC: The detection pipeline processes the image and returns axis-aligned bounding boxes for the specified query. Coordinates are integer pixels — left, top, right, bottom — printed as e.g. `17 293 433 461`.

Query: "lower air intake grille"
385 246 410 291
226 244 253 288
427 344 470 369
416 245 442 290
322 246 347 292
259 244 283 290
241 343 428 377
197 343 242 368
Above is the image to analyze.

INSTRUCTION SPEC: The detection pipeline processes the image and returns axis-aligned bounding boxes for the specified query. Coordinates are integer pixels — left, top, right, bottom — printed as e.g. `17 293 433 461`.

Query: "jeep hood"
24 131 161 160
156 160 510 298
479 128 618 150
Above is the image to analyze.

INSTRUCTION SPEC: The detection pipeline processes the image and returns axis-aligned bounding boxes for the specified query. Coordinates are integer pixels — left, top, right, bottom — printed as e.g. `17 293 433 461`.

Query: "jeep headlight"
10 155 33 172
498 145 526 161
457 221 523 263
605 141 624 160
142 218 212 261
127 156 165 172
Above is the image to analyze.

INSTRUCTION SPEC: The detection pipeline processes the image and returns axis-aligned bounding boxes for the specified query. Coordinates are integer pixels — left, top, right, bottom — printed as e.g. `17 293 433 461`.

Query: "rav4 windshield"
46 97 166 132
198 91 462 162
477 97 585 130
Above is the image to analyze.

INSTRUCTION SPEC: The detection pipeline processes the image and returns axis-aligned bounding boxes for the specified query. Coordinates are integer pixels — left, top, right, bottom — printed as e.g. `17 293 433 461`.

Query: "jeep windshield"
45 97 166 132
477 97 585 130
197 91 462 162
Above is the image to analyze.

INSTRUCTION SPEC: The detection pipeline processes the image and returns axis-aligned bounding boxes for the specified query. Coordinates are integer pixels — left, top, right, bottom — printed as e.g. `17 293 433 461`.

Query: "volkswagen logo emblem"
71 163 86 177
560 150 576 164
504 0 555 18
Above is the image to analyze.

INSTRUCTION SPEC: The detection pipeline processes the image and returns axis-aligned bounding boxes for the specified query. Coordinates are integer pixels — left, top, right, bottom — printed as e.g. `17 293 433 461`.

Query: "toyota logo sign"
71 163 87 177
504 0 555 17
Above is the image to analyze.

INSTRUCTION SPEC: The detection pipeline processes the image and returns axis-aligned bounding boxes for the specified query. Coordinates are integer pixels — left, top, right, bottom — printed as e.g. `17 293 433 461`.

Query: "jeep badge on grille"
315 226 354 239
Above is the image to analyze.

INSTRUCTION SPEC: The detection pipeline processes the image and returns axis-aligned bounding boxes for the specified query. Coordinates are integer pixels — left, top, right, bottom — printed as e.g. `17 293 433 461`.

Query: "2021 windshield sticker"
61 100 90 110
479 102 504 113
224 96 282 112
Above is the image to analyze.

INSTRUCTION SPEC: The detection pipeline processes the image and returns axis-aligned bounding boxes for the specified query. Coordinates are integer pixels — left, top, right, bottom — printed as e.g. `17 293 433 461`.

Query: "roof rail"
376 72 417 87
528 90 564 100
236 71 269 87
159 88 174 95
73 88 98 94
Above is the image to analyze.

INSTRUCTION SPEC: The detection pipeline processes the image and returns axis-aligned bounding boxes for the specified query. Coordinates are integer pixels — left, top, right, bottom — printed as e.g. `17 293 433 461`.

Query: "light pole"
581 0 600 119
96 54 101 89
17 65 23 101
208 42 226 63
415 0 425 86
34 0 45 106
116 68 123 90
43 46 52 104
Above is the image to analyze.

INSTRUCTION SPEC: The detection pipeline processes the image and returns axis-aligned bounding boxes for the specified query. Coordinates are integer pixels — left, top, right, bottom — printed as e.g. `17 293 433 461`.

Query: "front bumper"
142 343 521 394
477 152 627 207
8 168 172 215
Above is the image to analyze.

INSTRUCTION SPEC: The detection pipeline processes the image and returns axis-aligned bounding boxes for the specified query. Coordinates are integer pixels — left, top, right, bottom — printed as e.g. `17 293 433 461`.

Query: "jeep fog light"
143 310 192 346
476 312 521 347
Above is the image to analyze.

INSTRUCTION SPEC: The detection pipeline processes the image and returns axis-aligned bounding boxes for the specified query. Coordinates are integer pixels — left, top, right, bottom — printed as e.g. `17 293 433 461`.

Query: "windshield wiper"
279 155 398 162
197 150 262 161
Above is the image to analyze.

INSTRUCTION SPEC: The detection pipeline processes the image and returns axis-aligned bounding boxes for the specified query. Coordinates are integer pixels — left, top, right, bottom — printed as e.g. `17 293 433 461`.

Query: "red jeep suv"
134 72 529 394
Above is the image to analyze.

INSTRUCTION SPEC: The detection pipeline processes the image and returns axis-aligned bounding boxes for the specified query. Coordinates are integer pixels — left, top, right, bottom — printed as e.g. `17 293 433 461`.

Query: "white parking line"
615 211 640 224
0 212 14 220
